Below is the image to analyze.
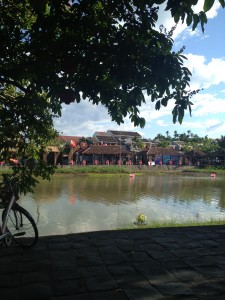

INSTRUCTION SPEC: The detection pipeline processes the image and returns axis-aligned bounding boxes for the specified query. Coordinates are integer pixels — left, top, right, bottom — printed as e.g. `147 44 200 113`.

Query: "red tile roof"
94 131 106 136
82 145 132 155
107 130 141 138
58 136 82 143
147 147 183 156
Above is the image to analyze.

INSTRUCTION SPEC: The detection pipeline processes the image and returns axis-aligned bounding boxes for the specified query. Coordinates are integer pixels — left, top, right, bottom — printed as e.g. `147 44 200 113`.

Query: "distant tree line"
154 131 225 156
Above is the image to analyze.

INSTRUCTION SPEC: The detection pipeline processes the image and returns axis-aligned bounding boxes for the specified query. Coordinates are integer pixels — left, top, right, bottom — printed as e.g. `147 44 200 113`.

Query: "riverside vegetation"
0 165 225 176
1 164 225 176
120 218 225 231
55 165 225 176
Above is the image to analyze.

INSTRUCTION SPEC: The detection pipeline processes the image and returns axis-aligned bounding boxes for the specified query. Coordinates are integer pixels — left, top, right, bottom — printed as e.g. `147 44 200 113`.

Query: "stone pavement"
1 226 225 300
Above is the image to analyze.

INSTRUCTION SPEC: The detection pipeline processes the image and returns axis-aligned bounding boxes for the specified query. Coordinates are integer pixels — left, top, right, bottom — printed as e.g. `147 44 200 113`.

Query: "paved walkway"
1 226 225 300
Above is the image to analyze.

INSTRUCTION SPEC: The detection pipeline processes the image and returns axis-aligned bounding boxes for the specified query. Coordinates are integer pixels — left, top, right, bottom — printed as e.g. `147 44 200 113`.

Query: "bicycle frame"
0 192 16 244
0 174 39 248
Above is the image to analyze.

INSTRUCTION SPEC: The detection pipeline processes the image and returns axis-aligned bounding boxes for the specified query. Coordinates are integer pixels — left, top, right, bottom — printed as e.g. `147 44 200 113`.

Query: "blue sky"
54 0 225 140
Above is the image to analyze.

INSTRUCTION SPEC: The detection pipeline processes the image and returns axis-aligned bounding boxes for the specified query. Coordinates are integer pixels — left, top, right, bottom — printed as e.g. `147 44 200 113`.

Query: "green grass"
117 218 225 230
51 165 225 176
2 164 225 176
54 165 135 175
182 165 225 175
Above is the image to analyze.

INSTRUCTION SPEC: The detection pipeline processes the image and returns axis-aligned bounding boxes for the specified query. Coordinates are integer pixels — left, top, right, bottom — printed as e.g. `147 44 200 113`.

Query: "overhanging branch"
0 78 28 93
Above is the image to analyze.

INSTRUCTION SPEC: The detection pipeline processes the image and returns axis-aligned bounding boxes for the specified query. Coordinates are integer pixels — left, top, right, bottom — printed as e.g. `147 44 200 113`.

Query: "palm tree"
187 130 191 138
132 137 144 151
154 133 165 140
173 131 179 140
179 133 189 142
166 131 170 139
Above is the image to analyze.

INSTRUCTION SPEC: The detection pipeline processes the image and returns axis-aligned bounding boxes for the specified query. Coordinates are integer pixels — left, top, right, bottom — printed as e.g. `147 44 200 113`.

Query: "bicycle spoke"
2 205 38 247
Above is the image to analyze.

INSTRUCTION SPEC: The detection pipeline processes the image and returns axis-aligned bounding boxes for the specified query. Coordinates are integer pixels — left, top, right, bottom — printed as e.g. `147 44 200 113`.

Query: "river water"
18 174 225 236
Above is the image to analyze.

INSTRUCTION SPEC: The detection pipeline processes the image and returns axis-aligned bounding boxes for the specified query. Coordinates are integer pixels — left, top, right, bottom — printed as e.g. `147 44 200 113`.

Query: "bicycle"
0 174 38 248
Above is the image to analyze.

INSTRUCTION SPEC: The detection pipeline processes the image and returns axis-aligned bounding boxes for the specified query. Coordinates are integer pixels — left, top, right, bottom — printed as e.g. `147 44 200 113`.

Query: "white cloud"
185 54 225 90
180 117 225 137
191 93 225 116
54 100 146 136
54 101 111 136
205 121 225 136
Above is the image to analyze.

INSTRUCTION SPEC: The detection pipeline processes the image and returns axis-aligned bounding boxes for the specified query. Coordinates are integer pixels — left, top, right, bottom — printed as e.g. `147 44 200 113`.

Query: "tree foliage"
0 84 57 193
154 130 220 155
0 0 224 191
132 137 145 151
217 135 225 150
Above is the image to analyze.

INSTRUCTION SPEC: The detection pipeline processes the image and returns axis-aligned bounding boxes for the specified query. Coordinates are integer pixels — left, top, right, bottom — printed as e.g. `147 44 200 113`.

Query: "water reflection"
18 174 225 236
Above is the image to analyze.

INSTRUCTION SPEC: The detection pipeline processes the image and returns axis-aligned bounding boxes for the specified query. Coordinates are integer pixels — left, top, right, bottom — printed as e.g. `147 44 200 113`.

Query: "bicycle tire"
2 204 38 247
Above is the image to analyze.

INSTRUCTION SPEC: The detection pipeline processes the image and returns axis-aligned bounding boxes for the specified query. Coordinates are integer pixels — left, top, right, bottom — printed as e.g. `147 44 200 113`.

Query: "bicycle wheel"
2 204 38 247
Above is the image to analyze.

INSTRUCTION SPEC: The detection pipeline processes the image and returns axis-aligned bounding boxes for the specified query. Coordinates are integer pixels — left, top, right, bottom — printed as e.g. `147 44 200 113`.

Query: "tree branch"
0 78 28 93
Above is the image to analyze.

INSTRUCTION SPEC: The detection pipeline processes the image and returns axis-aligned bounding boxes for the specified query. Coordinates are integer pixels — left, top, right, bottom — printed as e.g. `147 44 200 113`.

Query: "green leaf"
186 14 192 26
172 106 178 124
139 117 146 128
151 94 156 102
166 87 170 96
192 14 199 31
75 91 81 103
178 107 184 124
174 13 180 23
188 104 192 117
203 0 215 12
199 11 207 32
155 100 160 110
161 98 168 107
179 54 188 60
200 11 207 23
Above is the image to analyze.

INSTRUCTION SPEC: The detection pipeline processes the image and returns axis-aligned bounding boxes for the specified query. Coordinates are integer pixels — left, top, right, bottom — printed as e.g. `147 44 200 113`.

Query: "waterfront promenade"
1 226 225 299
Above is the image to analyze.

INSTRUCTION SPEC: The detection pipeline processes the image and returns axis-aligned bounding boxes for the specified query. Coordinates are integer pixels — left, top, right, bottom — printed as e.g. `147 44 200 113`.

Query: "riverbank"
43 164 225 176
1 164 225 176
118 218 225 230
49 165 225 176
